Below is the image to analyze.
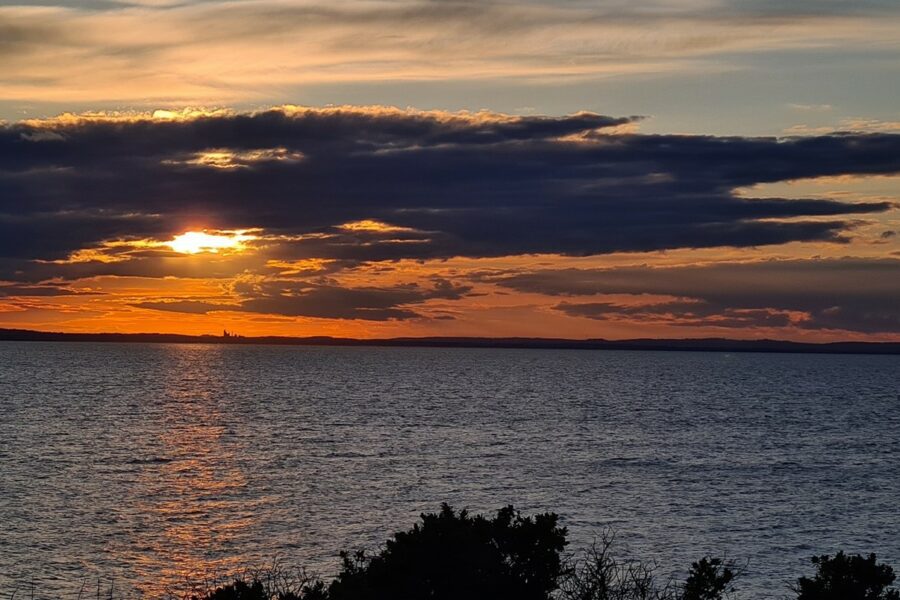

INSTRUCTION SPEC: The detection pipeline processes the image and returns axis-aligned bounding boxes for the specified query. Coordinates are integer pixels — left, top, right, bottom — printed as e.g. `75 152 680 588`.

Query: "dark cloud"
0 252 264 283
0 283 92 297
132 278 472 321
493 258 900 333
0 108 898 271
555 301 792 329
0 212 167 260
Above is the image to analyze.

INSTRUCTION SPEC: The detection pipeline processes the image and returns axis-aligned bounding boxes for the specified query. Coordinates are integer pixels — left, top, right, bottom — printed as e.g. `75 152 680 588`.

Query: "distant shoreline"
0 327 898 355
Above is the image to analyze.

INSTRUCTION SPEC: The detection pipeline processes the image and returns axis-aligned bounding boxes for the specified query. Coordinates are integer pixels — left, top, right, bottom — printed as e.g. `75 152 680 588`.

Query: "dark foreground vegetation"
189 505 898 600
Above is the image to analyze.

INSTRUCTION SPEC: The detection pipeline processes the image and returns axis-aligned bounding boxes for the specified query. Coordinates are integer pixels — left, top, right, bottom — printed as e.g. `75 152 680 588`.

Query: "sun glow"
169 230 255 254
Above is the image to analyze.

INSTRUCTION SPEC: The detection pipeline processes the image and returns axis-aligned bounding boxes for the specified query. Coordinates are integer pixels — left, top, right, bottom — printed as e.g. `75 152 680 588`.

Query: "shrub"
326 503 568 600
203 580 268 600
558 531 737 600
682 557 737 600
793 552 900 600
192 507 900 600
190 565 323 600
558 532 670 600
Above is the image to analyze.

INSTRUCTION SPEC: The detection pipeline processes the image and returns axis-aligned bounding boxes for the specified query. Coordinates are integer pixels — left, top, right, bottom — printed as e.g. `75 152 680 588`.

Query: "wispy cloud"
788 103 833 112
786 118 900 135
1 0 899 104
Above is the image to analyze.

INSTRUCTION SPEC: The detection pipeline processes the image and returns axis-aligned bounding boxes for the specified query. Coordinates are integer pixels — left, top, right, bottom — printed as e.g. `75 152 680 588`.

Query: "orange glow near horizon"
1 251 899 343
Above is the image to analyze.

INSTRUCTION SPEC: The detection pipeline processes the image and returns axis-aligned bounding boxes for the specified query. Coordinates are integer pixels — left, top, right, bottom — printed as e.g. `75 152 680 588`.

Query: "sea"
0 341 898 598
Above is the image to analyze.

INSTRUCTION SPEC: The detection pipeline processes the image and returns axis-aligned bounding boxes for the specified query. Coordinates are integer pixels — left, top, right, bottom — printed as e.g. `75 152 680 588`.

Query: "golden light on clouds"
167 147 305 170
338 220 415 233
169 231 256 255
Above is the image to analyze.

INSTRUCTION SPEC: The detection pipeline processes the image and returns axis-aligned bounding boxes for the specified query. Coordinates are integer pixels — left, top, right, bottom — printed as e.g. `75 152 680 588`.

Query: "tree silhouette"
559 533 669 600
793 552 899 600
326 503 568 600
203 580 268 600
682 557 736 600
558 530 738 600
192 507 900 600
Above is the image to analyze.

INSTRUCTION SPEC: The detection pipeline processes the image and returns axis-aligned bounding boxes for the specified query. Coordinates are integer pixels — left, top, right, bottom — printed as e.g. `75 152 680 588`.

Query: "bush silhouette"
326 503 567 600
793 552 900 600
682 557 736 600
190 565 323 600
559 531 738 600
203 580 268 600
559 532 670 600
191 506 898 600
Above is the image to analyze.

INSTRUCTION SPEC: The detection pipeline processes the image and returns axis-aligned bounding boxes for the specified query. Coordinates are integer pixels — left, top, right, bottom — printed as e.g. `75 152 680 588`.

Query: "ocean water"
0 341 898 598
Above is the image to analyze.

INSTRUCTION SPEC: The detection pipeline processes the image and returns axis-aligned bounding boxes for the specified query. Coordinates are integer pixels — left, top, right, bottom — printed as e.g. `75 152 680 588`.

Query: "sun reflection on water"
125 344 262 597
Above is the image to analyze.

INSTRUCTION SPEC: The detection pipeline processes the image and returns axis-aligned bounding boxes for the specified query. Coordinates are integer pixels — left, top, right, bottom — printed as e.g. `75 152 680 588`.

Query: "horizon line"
1 327 898 355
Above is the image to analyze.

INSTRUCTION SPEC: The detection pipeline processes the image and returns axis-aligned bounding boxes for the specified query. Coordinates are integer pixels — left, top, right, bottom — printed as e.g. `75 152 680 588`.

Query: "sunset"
1 105 898 340
1 1 899 599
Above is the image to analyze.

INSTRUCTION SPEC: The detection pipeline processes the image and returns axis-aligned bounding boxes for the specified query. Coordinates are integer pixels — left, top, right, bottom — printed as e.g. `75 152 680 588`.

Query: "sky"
1 0 899 340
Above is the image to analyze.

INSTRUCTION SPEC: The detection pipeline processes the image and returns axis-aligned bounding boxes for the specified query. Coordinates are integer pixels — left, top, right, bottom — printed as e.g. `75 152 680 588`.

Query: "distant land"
0 327 898 354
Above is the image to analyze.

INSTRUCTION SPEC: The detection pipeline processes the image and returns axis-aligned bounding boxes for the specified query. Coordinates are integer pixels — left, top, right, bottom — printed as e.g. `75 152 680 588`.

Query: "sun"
169 230 255 254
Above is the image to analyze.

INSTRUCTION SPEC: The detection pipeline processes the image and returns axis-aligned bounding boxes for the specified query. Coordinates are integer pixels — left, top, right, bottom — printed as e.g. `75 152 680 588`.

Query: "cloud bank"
494 259 900 333
1 106 897 267
1 106 898 332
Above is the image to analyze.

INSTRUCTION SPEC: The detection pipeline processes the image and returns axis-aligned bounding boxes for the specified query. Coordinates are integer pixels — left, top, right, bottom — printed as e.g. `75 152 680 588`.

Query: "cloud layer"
1 106 898 268
133 278 470 321
3 0 899 105
494 258 900 333
1 106 899 332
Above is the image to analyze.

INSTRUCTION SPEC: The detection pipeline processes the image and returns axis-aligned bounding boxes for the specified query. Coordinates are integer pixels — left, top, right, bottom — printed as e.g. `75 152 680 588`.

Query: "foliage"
185 564 322 600
190 508 900 600
203 579 268 600
558 531 737 600
558 531 672 600
793 552 900 600
326 503 568 600
682 557 737 600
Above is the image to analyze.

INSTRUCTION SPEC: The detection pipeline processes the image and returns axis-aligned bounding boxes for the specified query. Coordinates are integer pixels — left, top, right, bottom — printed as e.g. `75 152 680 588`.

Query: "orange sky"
1 107 899 341
1 218 897 341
